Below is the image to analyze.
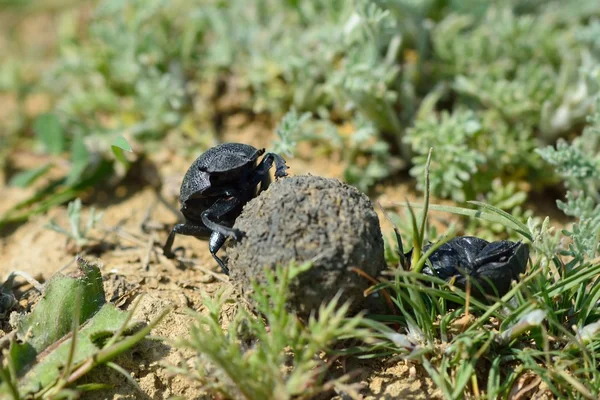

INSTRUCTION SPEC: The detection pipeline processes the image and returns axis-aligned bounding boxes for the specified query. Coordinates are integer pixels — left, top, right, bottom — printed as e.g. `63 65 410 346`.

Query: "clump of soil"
227 175 386 317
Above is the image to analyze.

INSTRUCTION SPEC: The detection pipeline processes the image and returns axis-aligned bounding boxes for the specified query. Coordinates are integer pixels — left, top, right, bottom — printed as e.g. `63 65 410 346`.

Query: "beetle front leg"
201 197 244 240
260 153 289 178
163 223 211 259
209 231 229 274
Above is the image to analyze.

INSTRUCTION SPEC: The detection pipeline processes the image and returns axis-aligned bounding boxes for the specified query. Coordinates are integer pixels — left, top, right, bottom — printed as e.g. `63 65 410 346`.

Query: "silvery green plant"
3 0 600 224
405 108 485 202
432 5 599 143
271 108 313 157
46 198 103 249
538 95 600 266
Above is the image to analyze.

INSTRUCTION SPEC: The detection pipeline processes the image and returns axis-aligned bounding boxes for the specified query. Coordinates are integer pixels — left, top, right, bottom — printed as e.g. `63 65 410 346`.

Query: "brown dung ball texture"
227 175 386 317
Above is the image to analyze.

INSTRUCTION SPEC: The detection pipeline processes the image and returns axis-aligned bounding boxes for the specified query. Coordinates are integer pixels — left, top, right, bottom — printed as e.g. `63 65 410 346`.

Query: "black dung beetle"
408 236 529 299
163 143 288 274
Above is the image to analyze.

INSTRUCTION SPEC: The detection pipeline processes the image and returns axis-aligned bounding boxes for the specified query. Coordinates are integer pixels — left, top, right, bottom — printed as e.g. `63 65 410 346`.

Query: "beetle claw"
164 246 185 259
232 229 245 241
164 249 176 259
275 165 289 179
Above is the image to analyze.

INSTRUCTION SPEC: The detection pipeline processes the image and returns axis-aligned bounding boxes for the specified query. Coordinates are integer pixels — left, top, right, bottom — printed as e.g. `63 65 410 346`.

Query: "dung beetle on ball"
163 143 288 274
407 236 528 299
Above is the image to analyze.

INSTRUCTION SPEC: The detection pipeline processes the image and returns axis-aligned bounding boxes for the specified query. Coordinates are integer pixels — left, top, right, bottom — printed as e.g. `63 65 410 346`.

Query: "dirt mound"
227 175 386 317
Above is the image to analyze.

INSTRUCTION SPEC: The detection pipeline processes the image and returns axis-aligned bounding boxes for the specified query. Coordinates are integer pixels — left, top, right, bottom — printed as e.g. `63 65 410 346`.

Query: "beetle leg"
209 231 229 274
259 171 272 193
260 153 289 179
201 197 244 240
244 165 272 192
163 223 211 259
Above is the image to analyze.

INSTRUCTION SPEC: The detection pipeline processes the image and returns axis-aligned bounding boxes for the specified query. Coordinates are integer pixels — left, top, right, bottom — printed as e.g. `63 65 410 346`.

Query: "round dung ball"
226 175 386 317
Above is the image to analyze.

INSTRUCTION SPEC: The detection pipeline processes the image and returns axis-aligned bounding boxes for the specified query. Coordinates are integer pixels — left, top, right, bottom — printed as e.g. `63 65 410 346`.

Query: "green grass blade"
546 263 600 298
467 201 532 241
8 163 53 188
400 202 533 241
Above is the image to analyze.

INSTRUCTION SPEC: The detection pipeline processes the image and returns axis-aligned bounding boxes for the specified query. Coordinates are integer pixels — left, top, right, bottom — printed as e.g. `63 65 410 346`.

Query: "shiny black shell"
413 236 529 298
179 143 264 205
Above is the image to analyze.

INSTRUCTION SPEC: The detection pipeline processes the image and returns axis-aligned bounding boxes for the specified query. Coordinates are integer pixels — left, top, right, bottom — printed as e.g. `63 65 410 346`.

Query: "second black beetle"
407 236 529 299
163 143 288 274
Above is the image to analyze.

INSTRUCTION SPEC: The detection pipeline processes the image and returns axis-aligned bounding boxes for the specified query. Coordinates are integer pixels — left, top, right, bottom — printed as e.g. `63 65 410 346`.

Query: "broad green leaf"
111 135 133 166
33 113 65 155
11 257 105 373
111 135 132 152
16 305 128 395
8 163 53 188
